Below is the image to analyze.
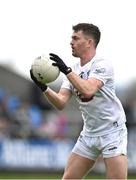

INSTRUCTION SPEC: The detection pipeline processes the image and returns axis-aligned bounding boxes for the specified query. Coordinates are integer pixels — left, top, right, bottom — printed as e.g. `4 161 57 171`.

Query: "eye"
72 35 79 41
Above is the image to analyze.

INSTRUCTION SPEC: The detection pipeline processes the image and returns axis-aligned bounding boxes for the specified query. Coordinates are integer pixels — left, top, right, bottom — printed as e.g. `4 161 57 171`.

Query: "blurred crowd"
0 81 136 140
119 82 136 127
0 87 69 140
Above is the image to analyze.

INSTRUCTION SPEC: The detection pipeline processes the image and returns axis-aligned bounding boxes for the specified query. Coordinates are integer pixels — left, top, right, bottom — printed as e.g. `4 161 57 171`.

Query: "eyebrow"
71 35 79 39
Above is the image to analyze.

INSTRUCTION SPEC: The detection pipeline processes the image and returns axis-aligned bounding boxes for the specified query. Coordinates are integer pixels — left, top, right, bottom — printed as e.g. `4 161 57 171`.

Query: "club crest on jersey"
79 70 91 79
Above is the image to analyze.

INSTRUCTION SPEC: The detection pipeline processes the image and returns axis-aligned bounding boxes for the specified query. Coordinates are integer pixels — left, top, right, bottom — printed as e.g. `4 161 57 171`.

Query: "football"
31 55 60 84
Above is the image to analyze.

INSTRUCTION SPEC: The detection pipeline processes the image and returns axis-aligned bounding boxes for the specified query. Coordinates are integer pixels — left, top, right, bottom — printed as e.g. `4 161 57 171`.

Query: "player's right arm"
30 69 71 110
43 87 72 110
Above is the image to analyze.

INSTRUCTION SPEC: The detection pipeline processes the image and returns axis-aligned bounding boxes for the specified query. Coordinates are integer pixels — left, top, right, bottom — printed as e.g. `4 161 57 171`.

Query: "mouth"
71 46 75 52
72 49 75 54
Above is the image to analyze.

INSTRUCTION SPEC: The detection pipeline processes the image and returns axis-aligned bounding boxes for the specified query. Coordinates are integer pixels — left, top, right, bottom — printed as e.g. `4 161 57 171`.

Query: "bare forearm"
42 88 69 110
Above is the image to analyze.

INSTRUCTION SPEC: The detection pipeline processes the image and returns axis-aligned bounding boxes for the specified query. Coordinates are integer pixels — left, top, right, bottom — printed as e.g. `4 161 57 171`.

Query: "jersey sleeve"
61 76 72 91
89 59 114 84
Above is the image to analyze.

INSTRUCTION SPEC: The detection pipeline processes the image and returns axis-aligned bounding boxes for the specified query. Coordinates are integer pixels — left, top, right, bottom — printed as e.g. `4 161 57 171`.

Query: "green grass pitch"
0 171 136 179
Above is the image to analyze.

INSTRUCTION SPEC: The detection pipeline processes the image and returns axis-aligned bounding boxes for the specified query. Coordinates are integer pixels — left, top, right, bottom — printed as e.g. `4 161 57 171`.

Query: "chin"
72 52 78 57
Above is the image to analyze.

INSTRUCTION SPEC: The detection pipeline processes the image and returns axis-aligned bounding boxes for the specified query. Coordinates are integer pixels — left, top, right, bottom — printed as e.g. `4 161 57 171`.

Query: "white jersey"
61 56 127 136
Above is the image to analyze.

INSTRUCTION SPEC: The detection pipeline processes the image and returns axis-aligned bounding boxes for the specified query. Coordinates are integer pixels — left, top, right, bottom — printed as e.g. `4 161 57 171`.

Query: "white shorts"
72 127 127 161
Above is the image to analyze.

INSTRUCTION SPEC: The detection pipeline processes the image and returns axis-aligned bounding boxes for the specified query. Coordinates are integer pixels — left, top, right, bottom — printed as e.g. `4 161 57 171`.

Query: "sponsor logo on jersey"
108 146 117 151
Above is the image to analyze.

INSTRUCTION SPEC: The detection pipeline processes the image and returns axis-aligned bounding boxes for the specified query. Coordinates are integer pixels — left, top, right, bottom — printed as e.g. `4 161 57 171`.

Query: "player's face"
70 30 91 57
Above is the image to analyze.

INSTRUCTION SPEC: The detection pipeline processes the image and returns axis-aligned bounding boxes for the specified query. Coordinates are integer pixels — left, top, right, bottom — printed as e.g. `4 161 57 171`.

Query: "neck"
80 50 96 66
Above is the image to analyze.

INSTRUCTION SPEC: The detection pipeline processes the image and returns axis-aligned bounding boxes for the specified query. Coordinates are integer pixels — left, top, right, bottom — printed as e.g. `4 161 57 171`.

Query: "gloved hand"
49 53 72 75
30 69 48 92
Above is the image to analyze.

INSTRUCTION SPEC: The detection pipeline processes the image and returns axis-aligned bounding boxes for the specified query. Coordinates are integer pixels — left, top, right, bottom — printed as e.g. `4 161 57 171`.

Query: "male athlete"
30 23 128 179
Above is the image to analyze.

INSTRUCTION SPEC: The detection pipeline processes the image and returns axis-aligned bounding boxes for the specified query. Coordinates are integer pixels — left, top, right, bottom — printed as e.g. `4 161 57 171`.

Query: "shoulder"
92 56 114 72
88 56 115 83
93 56 113 66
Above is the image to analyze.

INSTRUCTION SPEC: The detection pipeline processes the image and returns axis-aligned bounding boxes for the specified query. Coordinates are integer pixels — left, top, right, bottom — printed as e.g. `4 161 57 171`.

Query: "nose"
70 40 73 46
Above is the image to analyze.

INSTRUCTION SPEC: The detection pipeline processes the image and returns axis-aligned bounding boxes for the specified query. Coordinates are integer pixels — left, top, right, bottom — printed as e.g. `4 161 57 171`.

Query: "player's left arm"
67 72 103 98
50 53 103 99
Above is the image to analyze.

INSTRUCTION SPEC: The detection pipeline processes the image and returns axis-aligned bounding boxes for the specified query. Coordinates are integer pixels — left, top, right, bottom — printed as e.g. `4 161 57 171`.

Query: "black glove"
49 53 72 75
30 69 48 92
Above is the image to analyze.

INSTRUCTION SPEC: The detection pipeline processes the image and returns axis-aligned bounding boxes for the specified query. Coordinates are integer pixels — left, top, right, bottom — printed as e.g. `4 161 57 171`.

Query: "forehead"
71 30 91 41
71 30 83 38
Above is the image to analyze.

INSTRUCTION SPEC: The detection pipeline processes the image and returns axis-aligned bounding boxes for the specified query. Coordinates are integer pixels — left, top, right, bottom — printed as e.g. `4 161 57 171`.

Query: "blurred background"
0 0 136 179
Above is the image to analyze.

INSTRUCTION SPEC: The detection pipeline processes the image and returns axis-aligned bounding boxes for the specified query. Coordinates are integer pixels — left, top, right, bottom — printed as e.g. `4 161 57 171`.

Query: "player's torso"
71 57 126 136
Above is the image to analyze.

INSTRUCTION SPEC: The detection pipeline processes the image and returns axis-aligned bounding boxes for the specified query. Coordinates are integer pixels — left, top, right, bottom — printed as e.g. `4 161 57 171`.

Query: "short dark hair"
72 23 101 48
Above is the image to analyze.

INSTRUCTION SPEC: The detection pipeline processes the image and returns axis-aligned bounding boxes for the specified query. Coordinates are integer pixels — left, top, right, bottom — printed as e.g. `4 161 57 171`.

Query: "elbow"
82 89 93 98
80 79 102 98
83 93 94 99
81 88 96 99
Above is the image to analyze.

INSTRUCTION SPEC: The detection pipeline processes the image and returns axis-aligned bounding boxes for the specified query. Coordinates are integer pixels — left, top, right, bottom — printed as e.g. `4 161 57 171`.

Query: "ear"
89 38 94 45
87 38 93 48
